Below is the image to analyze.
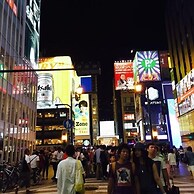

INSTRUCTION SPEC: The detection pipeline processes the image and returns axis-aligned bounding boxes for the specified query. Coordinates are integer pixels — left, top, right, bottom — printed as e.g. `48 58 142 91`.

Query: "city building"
165 0 194 147
0 0 41 163
36 57 100 148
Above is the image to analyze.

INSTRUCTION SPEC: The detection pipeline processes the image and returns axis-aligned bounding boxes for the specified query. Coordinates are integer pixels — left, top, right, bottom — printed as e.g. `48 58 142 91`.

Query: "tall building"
165 0 194 147
0 0 41 163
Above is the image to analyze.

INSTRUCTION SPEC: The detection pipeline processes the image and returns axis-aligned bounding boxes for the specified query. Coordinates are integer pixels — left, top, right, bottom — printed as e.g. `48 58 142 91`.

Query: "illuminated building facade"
0 0 41 163
165 0 194 147
36 57 100 148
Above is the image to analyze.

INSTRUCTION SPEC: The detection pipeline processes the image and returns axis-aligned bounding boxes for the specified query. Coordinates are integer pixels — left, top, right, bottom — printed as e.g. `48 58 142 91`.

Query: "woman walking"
133 143 166 194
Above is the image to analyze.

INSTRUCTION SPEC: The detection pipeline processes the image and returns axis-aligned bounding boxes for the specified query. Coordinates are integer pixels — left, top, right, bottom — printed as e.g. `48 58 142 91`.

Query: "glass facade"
0 0 39 163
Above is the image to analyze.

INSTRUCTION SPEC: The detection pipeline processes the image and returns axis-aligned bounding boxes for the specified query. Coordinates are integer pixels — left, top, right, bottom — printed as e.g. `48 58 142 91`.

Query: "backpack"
20 156 30 172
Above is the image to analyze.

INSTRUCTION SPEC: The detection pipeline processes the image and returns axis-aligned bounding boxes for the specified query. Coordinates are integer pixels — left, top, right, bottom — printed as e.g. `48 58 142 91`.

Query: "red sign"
114 62 134 90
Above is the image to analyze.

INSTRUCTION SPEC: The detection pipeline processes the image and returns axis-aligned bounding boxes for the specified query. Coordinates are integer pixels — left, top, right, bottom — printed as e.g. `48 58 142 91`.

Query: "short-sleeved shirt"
56 157 84 194
30 154 40 169
109 161 135 194
152 155 166 186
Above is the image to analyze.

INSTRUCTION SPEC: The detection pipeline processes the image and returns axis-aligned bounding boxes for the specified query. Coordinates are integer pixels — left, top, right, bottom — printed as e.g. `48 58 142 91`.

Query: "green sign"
0 63 4 77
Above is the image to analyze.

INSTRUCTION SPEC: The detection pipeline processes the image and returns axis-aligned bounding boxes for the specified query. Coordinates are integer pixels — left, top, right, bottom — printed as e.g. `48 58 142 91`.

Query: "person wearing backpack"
20 148 32 194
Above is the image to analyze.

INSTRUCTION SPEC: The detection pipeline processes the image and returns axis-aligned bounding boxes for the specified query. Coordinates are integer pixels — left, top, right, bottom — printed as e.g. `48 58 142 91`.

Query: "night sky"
40 0 168 120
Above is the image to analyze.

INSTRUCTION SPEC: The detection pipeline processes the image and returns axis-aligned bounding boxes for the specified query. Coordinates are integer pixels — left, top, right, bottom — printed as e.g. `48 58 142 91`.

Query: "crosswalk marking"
4 178 194 194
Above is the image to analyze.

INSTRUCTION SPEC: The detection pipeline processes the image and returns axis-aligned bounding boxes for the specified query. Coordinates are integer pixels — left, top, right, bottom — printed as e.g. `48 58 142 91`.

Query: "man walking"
147 143 170 193
56 144 85 194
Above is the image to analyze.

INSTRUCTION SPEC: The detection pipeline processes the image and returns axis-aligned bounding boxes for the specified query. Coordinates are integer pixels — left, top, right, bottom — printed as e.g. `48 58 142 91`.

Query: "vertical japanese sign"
114 61 134 90
74 94 90 136
136 51 161 81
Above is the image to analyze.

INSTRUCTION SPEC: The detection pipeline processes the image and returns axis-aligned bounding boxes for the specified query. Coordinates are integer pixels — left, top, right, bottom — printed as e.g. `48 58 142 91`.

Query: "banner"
135 51 161 82
74 94 90 136
114 62 134 90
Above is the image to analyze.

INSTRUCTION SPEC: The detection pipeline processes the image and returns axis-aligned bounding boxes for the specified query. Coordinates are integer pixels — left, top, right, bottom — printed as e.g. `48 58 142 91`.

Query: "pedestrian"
184 146 194 180
100 145 109 179
147 143 170 193
42 150 50 180
167 149 177 178
20 148 32 194
56 144 85 194
133 143 166 194
30 150 40 185
95 145 102 180
108 143 139 194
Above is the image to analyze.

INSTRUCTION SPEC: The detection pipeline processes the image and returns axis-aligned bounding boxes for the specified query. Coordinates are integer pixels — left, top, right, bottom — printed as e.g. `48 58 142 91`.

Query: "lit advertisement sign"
25 0 41 69
99 121 115 136
13 65 37 95
136 51 161 81
74 94 90 136
176 69 194 116
81 76 92 92
37 57 73 109
167 99 182 147
114 62 134 90
6 0 17 15
141 82 167 140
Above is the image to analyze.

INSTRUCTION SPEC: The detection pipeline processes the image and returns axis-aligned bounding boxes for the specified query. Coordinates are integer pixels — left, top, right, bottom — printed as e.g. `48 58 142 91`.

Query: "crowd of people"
18 143 194 194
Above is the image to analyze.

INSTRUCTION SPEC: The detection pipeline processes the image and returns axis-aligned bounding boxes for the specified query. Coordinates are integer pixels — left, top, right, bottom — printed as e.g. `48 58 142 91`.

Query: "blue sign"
63 119 74 129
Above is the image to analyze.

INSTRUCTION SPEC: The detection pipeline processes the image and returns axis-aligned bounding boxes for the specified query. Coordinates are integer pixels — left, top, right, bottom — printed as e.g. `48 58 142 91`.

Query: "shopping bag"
75 160 84 193
167 185 180 194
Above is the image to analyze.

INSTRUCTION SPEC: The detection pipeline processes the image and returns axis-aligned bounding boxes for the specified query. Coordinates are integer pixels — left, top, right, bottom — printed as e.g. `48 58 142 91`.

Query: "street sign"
63 119 74 129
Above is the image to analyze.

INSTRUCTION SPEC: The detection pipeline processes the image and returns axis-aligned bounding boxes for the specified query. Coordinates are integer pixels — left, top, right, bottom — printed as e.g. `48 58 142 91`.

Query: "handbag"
75 160 84 193
166 179 180 194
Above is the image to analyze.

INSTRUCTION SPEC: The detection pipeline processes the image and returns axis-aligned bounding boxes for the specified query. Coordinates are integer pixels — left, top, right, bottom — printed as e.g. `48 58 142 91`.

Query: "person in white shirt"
168 149 177 178
51 147 64 182
56 144 85 194
30 150 40 184
147 143 170 193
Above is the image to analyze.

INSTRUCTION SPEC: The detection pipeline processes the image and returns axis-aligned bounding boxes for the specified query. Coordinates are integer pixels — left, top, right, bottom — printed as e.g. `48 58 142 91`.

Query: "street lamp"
74 85 83 101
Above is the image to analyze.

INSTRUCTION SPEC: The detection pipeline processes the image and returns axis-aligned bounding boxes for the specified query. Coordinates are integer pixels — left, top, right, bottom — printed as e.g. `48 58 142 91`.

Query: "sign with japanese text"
136 51 161 82
114 61 134 90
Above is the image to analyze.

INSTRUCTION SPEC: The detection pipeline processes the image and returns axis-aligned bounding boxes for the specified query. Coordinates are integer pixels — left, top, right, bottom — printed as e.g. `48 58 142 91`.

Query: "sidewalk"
173 161 192 182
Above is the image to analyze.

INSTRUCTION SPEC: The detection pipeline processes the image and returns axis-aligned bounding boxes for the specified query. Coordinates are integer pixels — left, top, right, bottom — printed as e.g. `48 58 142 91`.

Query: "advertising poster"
114 62 134 90
37 56 73 109
13 65 37 95
141 82 167 140
74 94 90 136
176 69 194 116
25 0 41 69
136 51 161 81
167 99 182 147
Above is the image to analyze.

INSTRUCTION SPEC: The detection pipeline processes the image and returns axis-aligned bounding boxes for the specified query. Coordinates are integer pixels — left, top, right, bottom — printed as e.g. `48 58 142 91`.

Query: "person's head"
120 74 126 80
65 144 75 157
79 100 88 113
109 154 116 163
24 148 30 155
187 146 192 152
146 142 157 157
117 143 131 161
133 142 146 158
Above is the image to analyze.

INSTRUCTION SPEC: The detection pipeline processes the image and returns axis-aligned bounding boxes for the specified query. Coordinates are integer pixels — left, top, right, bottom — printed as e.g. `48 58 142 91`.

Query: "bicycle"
0 162 20 193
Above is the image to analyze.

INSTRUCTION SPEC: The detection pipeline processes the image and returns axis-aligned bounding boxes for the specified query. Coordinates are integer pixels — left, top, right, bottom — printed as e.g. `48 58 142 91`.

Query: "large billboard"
37 57 73 109
135 51 161 82
74 94 90 136
176 69 194 116
114 61 134 90
140 82 168 140
25 0 41 69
